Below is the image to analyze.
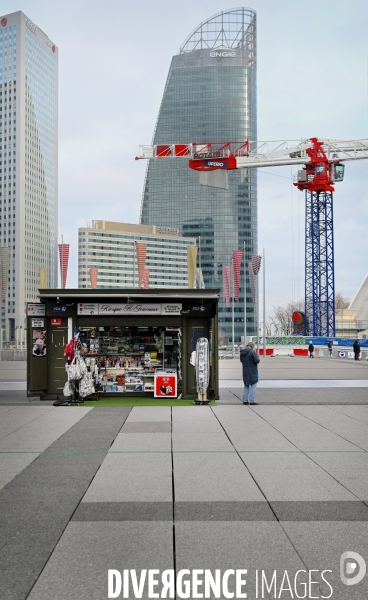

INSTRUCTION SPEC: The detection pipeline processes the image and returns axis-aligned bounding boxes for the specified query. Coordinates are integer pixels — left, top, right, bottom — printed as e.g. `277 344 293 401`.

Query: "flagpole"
133 236 136 288
243 241 246 345
256 267 259 353
232 256 235 358
198 235 202 288
263 248 266 357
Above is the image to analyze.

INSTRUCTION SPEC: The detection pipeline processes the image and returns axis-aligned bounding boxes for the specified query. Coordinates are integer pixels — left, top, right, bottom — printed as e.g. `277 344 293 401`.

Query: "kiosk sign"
27 304 45 316
77 303 182 315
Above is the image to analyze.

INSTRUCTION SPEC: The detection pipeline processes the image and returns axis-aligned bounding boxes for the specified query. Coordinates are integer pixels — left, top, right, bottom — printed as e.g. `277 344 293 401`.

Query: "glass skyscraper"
140 8 257 341
0 11 58 340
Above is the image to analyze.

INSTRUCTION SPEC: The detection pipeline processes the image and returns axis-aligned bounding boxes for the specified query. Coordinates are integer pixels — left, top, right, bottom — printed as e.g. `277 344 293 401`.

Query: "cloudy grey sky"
3 0 368 316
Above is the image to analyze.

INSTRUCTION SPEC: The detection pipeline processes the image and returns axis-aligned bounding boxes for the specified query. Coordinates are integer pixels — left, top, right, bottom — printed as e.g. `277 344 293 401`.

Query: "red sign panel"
154 374 177 398
50 317 62 326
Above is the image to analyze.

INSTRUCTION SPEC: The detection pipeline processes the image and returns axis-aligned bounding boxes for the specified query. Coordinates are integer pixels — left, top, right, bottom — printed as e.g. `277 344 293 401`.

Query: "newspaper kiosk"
27 288 219 401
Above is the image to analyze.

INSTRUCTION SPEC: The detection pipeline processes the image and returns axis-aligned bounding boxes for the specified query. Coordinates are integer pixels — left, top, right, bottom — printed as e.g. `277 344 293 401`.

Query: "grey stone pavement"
0 357 368 599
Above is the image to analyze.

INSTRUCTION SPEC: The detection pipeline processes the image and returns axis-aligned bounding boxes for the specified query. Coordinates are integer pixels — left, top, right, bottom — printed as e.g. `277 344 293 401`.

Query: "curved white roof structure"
178 7 256 56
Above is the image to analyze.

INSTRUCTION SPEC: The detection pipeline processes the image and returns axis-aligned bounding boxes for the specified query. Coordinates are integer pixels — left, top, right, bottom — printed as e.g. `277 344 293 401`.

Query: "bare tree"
335 292 350 309
270 299 304 336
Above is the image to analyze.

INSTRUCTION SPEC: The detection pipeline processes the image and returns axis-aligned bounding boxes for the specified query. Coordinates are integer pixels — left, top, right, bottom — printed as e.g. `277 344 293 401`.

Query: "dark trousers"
354 352 360 360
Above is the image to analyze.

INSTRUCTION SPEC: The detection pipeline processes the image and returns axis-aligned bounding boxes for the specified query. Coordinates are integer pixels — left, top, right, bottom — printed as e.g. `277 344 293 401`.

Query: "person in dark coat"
240 342 260 405
308 342 314 358
327 341 332 358
353 339 361 361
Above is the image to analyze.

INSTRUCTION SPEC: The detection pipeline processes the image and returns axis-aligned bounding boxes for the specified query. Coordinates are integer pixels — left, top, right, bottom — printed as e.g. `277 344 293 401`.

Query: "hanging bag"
67 356 84 381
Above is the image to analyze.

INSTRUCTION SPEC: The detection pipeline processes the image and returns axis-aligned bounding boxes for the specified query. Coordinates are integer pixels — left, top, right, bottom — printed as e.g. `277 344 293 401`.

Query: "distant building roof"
349 274 368 320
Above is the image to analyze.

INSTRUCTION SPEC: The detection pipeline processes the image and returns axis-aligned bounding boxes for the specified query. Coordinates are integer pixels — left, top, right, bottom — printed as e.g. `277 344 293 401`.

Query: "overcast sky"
3 0 368 316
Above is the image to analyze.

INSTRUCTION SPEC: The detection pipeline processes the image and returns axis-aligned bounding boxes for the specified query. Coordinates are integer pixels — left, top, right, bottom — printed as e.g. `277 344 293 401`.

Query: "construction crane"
136 137 368 337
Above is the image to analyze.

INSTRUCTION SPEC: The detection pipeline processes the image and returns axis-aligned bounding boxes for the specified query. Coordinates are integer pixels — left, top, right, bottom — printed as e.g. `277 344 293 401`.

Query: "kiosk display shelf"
76 325 179 395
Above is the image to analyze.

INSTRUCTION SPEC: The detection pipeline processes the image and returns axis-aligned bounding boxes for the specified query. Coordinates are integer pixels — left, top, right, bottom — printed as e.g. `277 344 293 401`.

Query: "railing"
1 349 27 361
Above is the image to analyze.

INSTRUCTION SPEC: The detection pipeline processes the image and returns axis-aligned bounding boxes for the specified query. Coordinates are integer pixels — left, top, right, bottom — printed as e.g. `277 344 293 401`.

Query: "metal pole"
133 236 136 288
243 240 246 345
232 258 235 357
0 328 3 361
198 235 201 289
256 273 259 353
263 248 266 357
61 234 64 289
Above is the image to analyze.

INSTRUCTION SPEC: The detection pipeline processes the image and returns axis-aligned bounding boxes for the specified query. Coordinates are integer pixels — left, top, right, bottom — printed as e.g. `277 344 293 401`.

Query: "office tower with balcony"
0 11 58 339
140 8 257 341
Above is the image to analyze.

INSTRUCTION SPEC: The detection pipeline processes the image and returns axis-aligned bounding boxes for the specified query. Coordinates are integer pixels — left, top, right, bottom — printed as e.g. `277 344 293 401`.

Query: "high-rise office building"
140 8 257 341
0 11 58 339
78 221 196 289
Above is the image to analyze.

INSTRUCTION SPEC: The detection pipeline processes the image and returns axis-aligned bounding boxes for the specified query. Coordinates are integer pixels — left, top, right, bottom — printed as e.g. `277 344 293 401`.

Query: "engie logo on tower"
210 51 236 57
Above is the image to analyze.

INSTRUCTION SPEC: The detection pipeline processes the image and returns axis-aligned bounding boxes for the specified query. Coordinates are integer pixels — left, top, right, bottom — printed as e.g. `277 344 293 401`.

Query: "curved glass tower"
140 8 257 341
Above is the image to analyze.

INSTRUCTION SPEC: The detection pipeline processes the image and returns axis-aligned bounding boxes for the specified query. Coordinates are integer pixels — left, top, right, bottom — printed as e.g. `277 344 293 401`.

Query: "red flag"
58 243 70 289
223 266 231 307
251 254 262 275
135 242 147 288
143 268 150 289
232 250 243 300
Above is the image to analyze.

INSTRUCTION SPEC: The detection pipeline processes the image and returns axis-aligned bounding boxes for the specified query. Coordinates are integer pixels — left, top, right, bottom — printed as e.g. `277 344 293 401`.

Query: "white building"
348 274 368 338
78 221 196 289
0 11 58 339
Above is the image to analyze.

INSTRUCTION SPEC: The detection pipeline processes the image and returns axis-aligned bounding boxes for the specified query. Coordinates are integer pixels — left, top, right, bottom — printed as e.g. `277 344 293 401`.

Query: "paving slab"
110 431 171 452
0 452 40 491
82 453 173 502
175 521 305 598
0 406 92 451
304 452 368 500
240 452 357 501
290 405 368 450
122 420 171 433
0 405 54 439
254 405 361 452
283 521 368 599
0 382 26 390
27 522 173 600
326 404 368 423
173 453 265 501
125 406 171 422
172 406 224 433
213 406 296 451
173 431 234 451
73 502 173 521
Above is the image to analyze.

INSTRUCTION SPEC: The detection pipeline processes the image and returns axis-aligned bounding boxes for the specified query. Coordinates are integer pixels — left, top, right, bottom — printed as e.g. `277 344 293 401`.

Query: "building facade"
0 11 58 339
78 221 196 289
140 8 257 341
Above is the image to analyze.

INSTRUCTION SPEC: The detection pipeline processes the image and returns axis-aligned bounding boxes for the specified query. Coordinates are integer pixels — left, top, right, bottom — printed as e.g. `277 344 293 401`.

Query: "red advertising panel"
154 372 177 398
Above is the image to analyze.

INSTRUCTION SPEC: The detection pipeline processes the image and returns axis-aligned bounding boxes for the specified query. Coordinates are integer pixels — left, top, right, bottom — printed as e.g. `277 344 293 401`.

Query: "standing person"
308 342 314 358
353 339 361 361
240 342 260 405
327 341 332 358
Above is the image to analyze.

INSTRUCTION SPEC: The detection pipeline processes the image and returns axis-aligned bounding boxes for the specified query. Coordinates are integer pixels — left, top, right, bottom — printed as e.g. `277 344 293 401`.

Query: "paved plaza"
0 357 368 599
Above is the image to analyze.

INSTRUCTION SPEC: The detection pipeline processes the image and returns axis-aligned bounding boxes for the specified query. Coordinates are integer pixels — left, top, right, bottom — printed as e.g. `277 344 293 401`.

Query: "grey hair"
246 342 255 348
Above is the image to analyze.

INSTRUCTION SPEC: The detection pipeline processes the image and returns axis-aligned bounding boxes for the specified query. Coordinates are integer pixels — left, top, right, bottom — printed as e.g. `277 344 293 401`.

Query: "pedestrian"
353 339 361 361
240 341 260 405
327 341 332 358
308 342 314 358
